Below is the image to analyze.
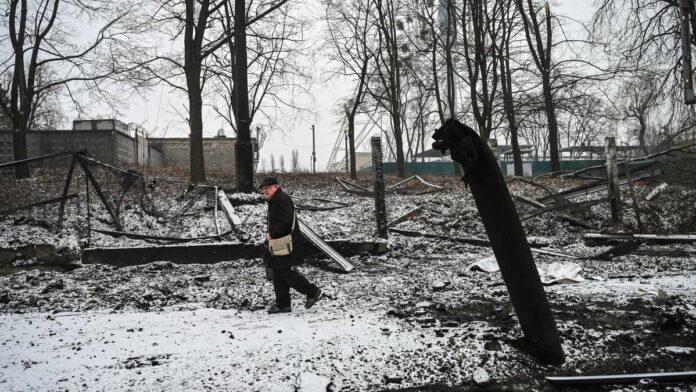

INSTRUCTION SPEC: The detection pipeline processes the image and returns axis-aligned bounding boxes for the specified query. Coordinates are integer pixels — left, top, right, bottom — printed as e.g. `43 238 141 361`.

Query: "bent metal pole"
432 118 565 364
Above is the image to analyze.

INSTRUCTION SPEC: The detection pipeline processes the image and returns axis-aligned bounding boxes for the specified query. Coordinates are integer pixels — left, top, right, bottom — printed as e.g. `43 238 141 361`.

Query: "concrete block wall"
1 130 232 172
148 138 236 172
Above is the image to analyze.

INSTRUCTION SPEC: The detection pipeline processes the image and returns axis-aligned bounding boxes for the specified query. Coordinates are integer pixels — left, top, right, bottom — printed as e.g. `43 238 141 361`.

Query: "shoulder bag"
268 212 296 257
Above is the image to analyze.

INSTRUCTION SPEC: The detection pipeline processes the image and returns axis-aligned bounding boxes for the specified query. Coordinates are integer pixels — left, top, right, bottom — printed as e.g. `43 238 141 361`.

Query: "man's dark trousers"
273 268 319 308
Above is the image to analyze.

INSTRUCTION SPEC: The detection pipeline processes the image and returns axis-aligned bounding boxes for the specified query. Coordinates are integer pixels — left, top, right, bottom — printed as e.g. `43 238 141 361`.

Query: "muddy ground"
0 165 695 391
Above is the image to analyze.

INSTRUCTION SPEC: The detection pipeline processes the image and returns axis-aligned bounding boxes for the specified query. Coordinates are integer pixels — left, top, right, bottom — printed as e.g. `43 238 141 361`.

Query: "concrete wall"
1 131 229 171
0 130 157 167
149 138 236 172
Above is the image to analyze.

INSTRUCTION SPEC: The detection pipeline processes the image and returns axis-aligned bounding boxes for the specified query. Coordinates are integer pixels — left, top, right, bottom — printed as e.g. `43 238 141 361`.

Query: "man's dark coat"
266 188 305 269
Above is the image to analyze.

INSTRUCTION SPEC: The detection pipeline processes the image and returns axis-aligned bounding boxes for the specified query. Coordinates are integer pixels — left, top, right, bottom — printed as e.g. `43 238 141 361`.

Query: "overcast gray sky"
82 0 594 172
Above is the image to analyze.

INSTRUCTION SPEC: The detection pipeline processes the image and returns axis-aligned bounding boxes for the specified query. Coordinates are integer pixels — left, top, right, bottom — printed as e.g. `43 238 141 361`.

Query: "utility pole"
311 124 316 173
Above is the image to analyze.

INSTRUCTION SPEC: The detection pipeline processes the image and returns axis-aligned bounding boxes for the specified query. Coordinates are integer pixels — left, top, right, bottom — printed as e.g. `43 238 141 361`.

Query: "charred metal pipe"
432 118 565 364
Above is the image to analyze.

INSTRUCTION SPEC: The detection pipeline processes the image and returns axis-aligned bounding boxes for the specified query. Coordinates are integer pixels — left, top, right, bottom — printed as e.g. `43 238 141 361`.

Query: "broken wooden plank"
510 176 557 196
82 238 372 268
585 233 696 243
539 170 660 203
589 240 643 260
515 195 597 230
546 371 696 386
518 199 596 221
387 205 424 227
217 189 242 228
0 194 78 216
646 182 668 201
294 197 351 211
298 219 355 272
564 141 696 178
385 175 444 195
336 177 373 196
92 228 234 243
388 228 491 247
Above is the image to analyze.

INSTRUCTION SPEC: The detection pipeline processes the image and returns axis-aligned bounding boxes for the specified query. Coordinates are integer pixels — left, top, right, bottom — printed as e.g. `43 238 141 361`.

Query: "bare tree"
290 148 299 172
514 0 562 172
369 0 407 177
458 0 504 141
325 0 375 179
0 0 141 178
279 154 285 172
493 0 525 175
269 153 276 172
137 0 288 184
211 3 309 138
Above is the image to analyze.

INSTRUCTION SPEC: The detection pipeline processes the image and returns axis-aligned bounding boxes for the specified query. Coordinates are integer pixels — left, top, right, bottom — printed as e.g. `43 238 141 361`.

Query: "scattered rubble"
1 165 696 390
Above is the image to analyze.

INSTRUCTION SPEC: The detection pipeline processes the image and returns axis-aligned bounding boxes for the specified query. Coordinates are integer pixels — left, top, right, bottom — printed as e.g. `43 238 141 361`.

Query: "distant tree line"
323 0 696 178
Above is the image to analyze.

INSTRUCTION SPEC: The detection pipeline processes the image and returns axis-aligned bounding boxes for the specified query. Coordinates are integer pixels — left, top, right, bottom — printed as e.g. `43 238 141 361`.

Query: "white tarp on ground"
469 257 584 285
468 256 500 273
538 262 584 285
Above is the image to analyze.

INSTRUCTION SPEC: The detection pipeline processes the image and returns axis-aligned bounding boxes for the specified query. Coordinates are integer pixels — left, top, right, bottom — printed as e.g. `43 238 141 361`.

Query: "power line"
266 140 333 148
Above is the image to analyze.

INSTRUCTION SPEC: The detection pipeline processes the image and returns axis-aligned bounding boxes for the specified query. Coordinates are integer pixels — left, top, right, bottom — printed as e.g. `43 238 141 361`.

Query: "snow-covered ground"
2 170 696 391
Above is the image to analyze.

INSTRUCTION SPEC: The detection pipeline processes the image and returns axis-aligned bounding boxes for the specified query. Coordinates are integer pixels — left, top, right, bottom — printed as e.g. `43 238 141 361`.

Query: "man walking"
260 177 322 314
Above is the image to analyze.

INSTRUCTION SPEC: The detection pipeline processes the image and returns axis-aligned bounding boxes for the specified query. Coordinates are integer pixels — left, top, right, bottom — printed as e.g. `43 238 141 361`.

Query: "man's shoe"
267 305 291 314
305 288 322 309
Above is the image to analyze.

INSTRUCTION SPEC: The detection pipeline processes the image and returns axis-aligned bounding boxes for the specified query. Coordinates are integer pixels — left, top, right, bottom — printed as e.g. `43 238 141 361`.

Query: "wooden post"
605 137 622 231
371 137 388 240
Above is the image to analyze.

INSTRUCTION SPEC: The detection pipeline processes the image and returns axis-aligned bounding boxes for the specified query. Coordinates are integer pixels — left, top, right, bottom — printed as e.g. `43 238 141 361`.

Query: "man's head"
259 177 280 200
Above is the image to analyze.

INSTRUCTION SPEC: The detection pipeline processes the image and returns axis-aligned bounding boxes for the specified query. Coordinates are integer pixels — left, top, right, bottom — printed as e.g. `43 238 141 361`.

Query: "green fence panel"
359 161 462 176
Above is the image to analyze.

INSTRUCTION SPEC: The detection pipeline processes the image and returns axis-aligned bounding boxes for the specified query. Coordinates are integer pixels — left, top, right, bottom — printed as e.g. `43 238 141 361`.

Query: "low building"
0 119 162 166
0 119 258 174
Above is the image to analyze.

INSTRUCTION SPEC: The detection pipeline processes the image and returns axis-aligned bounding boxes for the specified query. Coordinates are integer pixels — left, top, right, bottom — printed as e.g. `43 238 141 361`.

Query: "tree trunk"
187 75 206 183
432 39 445 125
542 75 560 172
234 0 255 193
347 113 357 179
637 115 648 155
12 127 30 179
184 0 206 184
391 32 405 178
500 45 523 176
